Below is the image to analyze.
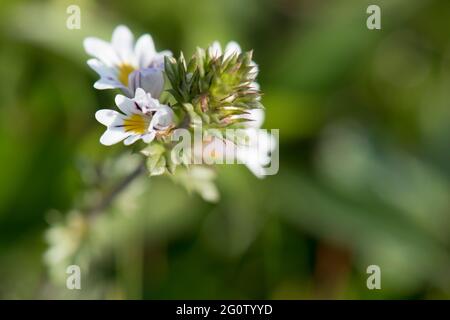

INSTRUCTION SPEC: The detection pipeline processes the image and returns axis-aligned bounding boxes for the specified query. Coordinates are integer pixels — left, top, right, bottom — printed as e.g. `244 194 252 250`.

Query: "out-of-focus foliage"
0 0 449 299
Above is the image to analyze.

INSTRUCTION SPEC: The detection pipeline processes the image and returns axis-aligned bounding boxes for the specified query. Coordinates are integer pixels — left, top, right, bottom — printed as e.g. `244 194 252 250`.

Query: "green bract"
164 48 262 128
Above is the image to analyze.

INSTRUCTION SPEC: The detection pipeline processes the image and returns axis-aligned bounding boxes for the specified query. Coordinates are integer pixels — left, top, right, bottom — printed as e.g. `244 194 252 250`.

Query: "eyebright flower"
199 108 275 178
237 109 276 177
86 25 277 184
95 88 174 146
236 128 276 178
84 25 171 97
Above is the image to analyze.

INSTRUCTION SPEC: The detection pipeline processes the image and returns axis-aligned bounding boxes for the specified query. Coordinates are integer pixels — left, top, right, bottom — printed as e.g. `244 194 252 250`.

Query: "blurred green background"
0 0 449 299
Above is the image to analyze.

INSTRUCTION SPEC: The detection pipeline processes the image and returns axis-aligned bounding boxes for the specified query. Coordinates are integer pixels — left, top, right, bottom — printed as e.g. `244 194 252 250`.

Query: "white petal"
112 25 135 65
95 109 123 126
244 158 267 179
250 61 259 74
135 34 156 68
142 131 156 143
99 128 130 146
124 134 140 145
134 88 147 99
87 59 116 78
94 78 123 90
257 130 277 157
224 41 242 59
150 106 174 130
158 50 172 57
208 41 222 58
130 88 158 114
84 37 119 66
249 82 260 91
235 128 276 174
115 94 138 115
243 129 275 165
236 144 268 178
144 93 163 111
151 50 172 70
244 109 265 128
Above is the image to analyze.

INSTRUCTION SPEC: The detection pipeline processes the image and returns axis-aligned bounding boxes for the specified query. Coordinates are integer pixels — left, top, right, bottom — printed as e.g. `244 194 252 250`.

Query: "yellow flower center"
118 63 135 86
123 114 149 135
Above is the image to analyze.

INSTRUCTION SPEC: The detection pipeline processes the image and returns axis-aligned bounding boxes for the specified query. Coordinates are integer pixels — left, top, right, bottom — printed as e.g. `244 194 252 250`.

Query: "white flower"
198 109 276 178
95 88 174 146
236 126 276 178
84 25 171 97
237 109 276 178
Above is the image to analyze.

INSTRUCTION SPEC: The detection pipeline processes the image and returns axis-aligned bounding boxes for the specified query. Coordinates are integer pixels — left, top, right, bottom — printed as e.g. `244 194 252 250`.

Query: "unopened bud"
128 67 164 99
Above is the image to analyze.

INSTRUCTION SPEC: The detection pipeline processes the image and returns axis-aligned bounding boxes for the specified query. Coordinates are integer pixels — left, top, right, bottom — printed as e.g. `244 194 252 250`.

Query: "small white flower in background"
236 127 276 178
243 109 277 175
199 109 276 178
233 109 276 178
84 25 171 97
95 88 174 146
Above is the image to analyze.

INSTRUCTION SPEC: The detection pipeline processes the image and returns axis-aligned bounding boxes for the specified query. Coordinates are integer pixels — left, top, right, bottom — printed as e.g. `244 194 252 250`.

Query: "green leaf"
144 143 166 176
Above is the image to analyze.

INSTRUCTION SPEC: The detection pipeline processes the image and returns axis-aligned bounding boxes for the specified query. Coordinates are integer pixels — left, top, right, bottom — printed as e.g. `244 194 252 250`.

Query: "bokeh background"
0 0 449 299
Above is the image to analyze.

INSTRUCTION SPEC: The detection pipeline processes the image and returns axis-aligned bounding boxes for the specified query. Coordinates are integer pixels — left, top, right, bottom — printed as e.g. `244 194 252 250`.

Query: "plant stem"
88 161 147 218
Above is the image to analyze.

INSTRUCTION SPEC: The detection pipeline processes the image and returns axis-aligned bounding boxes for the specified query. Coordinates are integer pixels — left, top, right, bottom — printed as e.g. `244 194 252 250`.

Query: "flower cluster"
85 25 276 191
